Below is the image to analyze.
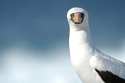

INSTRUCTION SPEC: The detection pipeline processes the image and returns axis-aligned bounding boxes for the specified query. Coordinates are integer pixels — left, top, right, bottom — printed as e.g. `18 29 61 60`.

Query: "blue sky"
0 0 125 50
0 0 125 83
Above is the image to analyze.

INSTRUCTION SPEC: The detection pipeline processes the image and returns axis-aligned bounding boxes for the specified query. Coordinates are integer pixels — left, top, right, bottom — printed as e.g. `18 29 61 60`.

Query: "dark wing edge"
95 69 125 83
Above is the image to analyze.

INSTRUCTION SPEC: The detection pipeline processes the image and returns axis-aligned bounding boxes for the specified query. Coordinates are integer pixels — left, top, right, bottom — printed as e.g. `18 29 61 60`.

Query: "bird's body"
67 7 125 83
69 29 103 83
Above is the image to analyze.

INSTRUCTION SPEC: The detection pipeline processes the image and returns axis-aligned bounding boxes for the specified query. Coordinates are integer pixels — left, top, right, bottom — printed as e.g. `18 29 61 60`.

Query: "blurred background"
0 0 125 83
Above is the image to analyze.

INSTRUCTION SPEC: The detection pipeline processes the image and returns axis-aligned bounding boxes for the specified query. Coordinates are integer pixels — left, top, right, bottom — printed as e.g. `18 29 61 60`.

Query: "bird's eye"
70 12 84 24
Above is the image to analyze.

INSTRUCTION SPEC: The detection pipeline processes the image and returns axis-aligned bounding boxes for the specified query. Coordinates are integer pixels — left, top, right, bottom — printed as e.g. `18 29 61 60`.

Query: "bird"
67 7 125 83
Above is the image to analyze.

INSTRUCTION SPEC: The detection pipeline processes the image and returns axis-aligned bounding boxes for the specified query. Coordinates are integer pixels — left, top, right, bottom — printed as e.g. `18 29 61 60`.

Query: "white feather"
89 49 125 79
67 7 125 83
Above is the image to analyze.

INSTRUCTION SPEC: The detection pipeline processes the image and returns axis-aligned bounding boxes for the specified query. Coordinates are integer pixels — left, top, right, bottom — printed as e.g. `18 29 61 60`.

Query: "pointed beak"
71 12 84 24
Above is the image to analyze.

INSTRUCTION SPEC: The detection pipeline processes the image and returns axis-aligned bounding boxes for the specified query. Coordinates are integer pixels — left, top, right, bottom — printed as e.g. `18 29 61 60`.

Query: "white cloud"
1 41 125 83
0 46 81 83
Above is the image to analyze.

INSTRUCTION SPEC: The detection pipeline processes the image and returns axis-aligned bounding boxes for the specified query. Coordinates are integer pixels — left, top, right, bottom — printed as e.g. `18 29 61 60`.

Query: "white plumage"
67 7 125 83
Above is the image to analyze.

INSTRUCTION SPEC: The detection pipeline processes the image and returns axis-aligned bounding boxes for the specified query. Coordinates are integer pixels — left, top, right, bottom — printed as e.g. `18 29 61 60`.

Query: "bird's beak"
71 12 84 24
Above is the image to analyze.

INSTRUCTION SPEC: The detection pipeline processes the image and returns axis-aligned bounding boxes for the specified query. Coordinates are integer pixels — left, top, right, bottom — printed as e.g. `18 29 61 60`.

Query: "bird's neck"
69 25 93 65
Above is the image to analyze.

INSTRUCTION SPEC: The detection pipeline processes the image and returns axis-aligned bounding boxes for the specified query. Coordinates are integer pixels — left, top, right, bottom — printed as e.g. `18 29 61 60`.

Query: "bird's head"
67 7 89 31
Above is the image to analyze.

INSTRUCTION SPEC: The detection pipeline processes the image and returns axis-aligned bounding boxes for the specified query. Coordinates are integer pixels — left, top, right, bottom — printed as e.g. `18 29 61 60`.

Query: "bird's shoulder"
89 50 112 70
89 49 125 70
89 49 125 79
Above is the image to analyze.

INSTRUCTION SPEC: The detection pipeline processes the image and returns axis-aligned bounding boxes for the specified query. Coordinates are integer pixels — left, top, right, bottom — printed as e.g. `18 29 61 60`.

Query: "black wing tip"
95 68 125 83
